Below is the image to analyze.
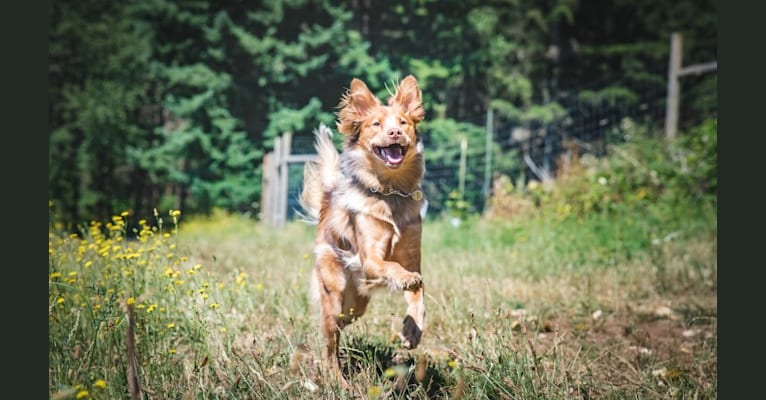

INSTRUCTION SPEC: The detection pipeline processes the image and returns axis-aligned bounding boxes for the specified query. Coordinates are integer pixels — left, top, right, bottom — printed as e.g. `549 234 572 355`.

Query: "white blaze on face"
383 112 400 134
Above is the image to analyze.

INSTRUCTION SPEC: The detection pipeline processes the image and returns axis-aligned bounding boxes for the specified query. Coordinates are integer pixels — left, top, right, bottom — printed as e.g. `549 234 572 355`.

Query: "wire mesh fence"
279 69 714 221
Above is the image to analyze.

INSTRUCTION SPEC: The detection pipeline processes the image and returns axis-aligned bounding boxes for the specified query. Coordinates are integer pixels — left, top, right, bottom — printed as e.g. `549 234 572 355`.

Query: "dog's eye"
400 119 407 125
372 121 380 127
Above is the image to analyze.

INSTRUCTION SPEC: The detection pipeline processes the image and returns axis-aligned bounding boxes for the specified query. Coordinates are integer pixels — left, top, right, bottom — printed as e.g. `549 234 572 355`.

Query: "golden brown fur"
299 75 427 383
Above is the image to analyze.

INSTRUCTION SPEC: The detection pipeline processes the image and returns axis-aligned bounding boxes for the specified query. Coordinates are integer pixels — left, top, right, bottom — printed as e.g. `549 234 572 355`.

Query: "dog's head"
336 75 424 189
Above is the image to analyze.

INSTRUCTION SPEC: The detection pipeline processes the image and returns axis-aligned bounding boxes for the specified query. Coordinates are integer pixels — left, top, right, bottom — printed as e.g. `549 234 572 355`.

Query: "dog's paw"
399 332 418 349
391 331 415 349
394 272 422 291
399 315 423 349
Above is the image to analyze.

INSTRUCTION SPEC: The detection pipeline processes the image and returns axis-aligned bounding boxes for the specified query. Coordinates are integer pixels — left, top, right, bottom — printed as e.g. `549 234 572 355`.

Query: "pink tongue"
381 145 403 164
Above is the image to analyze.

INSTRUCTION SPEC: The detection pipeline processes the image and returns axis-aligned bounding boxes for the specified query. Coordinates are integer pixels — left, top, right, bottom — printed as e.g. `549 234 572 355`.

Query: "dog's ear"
389 75 424 124
337 78 381 136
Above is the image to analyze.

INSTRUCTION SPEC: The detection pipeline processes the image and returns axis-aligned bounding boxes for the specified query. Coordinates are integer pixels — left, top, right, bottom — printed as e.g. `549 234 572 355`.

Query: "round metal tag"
412 190 424 201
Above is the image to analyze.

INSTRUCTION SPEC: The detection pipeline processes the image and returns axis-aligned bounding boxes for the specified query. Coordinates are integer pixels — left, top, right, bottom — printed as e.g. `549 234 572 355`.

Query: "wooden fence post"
275 132 292 227
260 152 273 224
269 135 283 226
665 32 682 140
664 31 717 140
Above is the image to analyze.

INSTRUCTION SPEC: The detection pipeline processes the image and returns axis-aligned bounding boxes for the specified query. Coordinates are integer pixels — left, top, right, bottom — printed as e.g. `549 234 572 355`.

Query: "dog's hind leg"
312 255 350 386
400 284 425 349
318 286 350 386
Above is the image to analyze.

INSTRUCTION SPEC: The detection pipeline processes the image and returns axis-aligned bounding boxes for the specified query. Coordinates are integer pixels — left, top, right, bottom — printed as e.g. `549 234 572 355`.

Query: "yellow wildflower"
76 390 89 399
50 272 62 279
126 297 135 306
56 297 65 304
236 272 247 287
367 386 382 399
93 379 107 389
209 303 220 310
167 323 175 329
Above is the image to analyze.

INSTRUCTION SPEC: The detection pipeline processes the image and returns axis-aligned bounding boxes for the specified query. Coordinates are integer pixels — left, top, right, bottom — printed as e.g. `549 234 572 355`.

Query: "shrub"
486 118 718 221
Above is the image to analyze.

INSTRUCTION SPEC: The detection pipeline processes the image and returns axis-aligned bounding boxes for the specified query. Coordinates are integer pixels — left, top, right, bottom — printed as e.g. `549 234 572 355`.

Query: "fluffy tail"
298 123 341 223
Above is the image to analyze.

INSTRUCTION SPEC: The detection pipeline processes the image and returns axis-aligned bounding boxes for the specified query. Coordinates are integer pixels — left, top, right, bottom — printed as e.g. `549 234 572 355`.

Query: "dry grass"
49 208 716 399
186 213 717 399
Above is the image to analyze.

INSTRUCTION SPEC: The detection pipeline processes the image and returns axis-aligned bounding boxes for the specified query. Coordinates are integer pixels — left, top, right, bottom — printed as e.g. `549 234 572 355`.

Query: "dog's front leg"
354 216 422 291
391 224 425 348
359 258 422 292
400 285 425 348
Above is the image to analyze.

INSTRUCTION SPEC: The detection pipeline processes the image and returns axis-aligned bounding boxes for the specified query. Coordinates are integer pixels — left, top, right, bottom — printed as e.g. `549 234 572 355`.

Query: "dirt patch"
521 297 717 397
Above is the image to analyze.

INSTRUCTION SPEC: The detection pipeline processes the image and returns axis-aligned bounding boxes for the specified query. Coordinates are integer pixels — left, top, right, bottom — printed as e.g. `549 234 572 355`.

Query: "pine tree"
49 0 152 223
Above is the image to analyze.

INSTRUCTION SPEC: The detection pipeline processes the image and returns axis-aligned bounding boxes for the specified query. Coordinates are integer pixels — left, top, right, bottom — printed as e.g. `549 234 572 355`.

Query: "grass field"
49 199 717 399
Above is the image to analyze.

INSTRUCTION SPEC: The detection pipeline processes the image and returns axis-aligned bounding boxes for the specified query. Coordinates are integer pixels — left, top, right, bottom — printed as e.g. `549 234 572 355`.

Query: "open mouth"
374 143 407 167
